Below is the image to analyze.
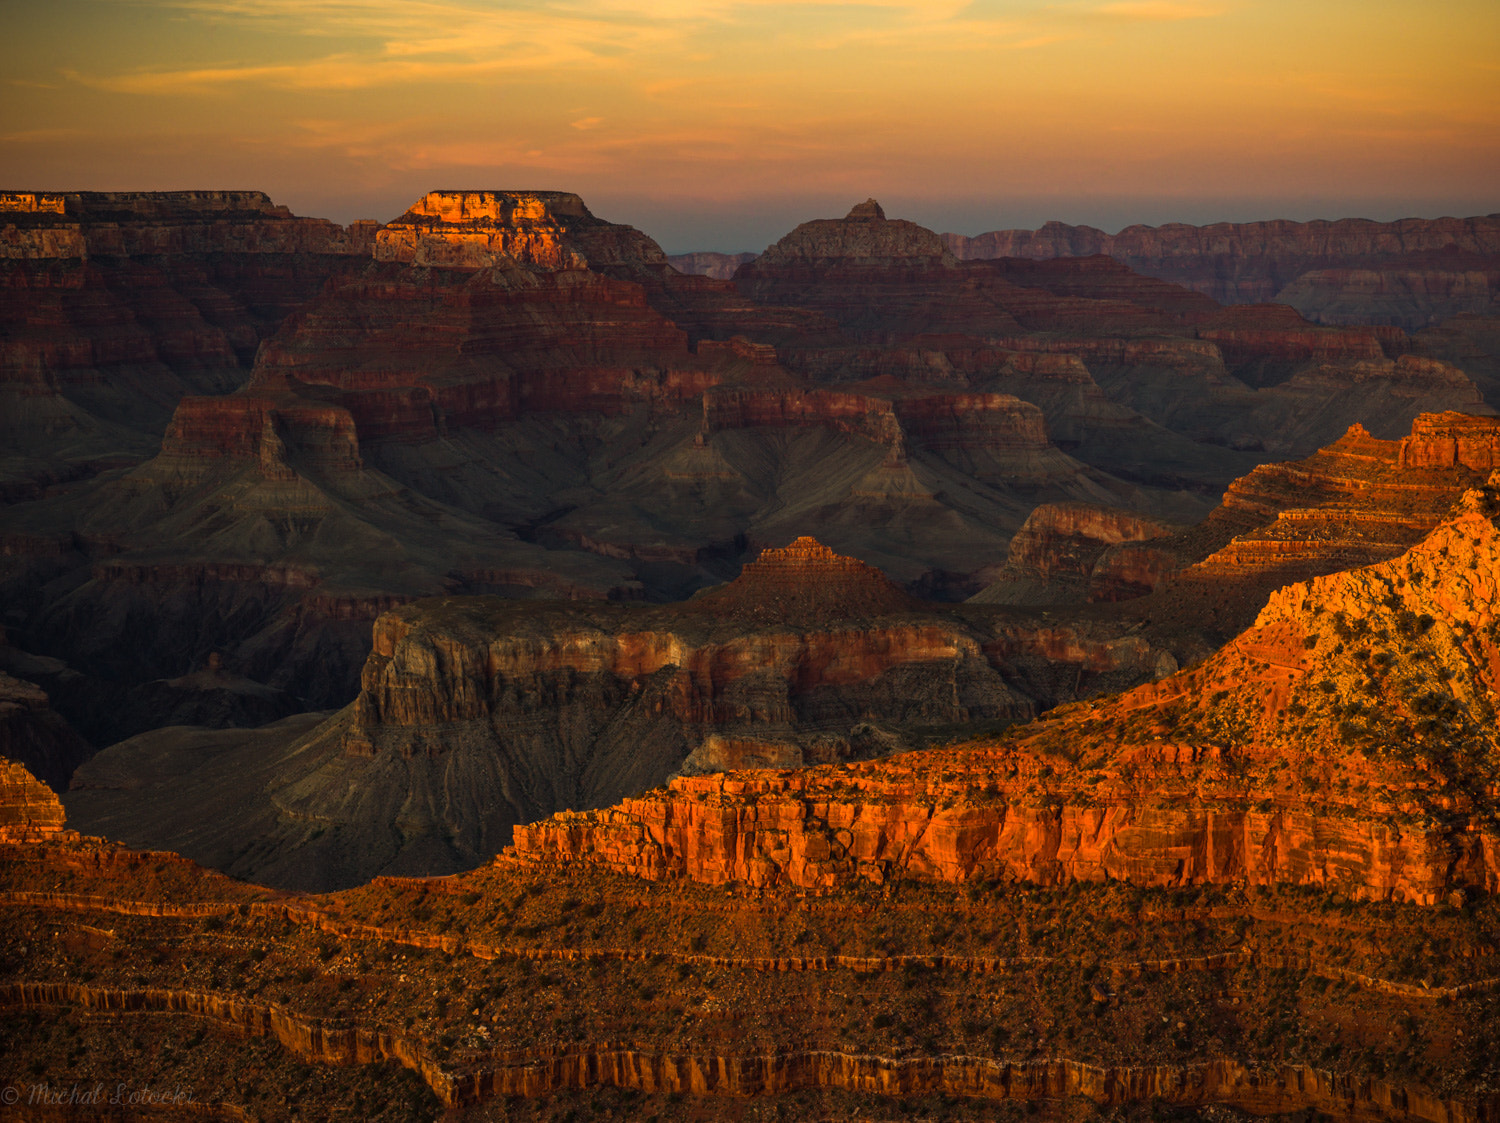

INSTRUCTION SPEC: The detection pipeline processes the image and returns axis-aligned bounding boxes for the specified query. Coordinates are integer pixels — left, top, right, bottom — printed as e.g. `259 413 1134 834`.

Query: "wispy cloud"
1093 1 1224 20
68 0 1078 95
70 0 694 92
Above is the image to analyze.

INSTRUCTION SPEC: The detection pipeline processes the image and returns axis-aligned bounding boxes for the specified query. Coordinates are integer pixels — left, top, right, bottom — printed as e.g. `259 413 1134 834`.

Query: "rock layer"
0 759 66 840
510 486 1500 904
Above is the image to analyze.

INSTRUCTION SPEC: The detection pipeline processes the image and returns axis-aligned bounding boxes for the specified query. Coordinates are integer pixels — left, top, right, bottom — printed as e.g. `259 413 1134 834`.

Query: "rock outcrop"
510 483 1500 904
971 503 1179 605
0 758 66 839
1183 412 1500 591
6 777 1495 1120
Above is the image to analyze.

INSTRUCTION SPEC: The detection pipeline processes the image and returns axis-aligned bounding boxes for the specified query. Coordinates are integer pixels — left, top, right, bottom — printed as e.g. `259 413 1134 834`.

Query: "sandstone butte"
507 477 1500 906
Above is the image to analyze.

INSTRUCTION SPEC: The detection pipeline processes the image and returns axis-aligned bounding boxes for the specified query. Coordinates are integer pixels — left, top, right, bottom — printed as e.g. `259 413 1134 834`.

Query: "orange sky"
3 0 1497 250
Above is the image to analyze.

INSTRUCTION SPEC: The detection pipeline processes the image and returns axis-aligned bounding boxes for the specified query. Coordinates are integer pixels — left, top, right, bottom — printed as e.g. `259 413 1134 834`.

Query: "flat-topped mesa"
0 759 67 841
1399 410 1500 470
754 199 957 267
691 537 920 622
0 188 378 259
374 189 669 272
155 395 365 480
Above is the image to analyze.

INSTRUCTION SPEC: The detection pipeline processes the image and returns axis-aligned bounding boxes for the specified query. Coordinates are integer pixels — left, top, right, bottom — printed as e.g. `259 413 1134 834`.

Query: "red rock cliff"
0 759 67 840
509 488 1500 903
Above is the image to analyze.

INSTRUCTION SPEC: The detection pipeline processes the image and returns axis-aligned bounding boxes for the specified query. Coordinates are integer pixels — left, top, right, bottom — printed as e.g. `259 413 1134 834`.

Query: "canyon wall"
944 214 1500 330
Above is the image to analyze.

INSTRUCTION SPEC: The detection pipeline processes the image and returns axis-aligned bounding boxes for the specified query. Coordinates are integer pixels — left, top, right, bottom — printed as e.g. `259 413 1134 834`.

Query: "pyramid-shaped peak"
846 199 886 221
754 536 843 564
691 537 920 624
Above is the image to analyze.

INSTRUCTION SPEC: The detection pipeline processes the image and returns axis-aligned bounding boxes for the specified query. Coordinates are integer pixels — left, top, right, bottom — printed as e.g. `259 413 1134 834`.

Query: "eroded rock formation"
6 766 1495 1119
0 190 376 503
971 503 1180 605
66 539 1071 889
510 483 1500 904
0 759 66 840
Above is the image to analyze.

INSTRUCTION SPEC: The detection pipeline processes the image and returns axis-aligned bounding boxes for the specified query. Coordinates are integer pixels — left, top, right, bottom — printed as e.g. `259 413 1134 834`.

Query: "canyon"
63 537 1150 891
2 189 1500 1120
61 408 1500 894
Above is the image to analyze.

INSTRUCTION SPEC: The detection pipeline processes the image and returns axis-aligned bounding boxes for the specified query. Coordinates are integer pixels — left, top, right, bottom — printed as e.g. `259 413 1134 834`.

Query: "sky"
2 0 1497 252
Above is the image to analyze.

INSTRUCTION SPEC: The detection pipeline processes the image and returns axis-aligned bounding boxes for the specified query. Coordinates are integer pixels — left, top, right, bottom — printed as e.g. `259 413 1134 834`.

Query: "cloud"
66 0 695 93
570 117 605 130
1092 1 1224 20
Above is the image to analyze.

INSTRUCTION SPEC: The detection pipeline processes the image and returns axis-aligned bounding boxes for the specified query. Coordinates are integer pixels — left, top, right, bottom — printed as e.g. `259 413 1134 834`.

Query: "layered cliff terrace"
1181 412 1500 584
2 812 1496 1119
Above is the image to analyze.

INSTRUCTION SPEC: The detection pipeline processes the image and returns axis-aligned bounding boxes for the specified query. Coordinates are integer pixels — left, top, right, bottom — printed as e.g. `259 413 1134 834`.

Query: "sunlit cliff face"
4 0 1497 243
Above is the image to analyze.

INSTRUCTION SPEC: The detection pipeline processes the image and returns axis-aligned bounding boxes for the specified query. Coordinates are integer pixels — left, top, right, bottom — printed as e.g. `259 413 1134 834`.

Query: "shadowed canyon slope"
67 538 1185 891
